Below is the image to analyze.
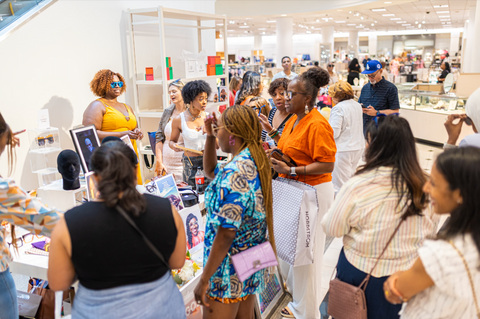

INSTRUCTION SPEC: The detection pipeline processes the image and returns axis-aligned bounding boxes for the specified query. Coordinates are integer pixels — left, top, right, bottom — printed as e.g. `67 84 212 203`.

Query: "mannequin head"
57 150 81 190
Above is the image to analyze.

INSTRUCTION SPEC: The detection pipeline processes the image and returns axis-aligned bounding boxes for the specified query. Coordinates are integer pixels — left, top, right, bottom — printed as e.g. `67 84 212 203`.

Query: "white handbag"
272 178 319 267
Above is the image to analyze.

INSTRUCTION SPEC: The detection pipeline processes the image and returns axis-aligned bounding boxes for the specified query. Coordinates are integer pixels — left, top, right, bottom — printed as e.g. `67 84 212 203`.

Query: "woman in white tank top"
169 80 212 188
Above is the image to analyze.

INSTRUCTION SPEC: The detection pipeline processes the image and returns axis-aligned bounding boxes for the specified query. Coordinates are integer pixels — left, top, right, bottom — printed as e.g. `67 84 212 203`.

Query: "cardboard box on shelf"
208 56 217 65
207 65 216 76
215 64 223 75
166 57 172 68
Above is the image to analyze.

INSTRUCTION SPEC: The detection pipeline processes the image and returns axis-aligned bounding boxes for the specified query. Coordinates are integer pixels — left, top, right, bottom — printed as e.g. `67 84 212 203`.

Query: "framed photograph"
120 134 138 161
178 205 205 254
85 172 99 201
69 125 101 173
218 86 227 102
155 174 185 211
255 267 285 318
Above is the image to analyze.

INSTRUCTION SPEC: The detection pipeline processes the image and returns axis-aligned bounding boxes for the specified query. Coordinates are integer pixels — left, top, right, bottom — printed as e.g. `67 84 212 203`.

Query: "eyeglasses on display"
36 134 54 147
284 91 308 100
7 233 45 248
110 81 124 88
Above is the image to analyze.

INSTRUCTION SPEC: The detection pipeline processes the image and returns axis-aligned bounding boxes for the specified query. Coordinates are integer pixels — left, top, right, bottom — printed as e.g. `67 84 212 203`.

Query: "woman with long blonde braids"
194 105 275 319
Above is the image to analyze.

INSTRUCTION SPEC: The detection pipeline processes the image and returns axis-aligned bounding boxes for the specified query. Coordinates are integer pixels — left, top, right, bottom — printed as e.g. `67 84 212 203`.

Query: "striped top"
321 167 439 277
401 234 480 319
0 178 63 272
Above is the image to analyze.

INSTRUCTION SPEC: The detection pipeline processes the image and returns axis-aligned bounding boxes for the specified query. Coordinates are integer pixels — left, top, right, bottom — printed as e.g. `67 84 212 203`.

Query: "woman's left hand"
383 272 405 304
204 113 217 137
134 128 144 140
271 158 290 175
194 277 210 307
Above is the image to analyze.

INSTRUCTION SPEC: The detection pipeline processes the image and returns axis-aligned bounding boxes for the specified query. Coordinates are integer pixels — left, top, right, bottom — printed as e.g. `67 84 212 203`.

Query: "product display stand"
28 127 62 187
36 179 86 211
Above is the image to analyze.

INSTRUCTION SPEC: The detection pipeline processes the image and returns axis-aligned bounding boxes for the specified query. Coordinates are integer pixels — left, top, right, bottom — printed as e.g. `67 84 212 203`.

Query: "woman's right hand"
258 114 273 132
155 161 167 177
444 114 466 145
204 113 218 137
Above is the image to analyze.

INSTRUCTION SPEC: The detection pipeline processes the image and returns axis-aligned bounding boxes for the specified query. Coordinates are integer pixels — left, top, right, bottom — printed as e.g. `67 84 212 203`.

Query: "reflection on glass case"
398 87 468 115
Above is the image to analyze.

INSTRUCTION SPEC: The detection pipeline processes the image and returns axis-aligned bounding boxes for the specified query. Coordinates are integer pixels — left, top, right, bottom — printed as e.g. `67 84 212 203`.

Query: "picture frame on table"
254 266 285 318
178 205 205 254
155 174 185 212
120 134 138 160
85 172 99 201
69 125 101 174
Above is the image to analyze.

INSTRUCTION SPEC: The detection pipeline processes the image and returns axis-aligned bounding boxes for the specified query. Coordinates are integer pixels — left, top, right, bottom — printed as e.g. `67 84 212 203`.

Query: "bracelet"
270 131 280 138
268 129 278 138
267 128 277 136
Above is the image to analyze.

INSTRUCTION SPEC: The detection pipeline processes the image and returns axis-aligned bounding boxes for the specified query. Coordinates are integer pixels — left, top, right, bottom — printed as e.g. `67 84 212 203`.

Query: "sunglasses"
328 64 334 67
284 91 308 100
110 81 124 88
374 113 400 127
252 104 266 116
465 116 473 126
36 134 54 147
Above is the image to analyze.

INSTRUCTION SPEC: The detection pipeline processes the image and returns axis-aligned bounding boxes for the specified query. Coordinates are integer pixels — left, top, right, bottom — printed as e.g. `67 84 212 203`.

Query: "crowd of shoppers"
3 57 480 319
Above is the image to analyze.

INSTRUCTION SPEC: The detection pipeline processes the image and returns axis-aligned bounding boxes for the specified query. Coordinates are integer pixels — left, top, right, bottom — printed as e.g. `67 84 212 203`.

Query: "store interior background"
0 0 479 190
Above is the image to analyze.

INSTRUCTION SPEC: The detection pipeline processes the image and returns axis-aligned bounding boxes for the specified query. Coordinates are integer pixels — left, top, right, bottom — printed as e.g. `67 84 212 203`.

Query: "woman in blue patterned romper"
194 105 276 319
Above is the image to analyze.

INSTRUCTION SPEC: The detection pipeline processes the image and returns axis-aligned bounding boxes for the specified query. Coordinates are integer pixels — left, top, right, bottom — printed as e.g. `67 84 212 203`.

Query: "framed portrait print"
69 125 101 174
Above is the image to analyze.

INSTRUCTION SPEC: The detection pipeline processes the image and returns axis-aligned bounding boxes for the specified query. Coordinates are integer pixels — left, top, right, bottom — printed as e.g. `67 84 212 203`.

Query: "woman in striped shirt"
384 147 480 319
322 115 438 319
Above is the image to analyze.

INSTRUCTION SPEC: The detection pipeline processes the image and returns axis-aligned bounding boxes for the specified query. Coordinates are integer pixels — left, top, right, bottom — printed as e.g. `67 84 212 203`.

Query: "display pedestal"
36 179 85 211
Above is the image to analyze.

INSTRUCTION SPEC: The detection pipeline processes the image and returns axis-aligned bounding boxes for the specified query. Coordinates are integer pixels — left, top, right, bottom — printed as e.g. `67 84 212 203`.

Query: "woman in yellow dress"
83 69 143 184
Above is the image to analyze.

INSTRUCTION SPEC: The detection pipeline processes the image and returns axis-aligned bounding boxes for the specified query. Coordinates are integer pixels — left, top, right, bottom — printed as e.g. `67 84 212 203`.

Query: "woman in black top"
48 142 187 319
347 58 361 86
437 61 451 83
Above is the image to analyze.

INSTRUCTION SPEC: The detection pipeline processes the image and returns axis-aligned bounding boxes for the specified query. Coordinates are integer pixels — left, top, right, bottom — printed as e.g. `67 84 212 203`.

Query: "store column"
368 34 377 58
470 1 480 73
252 35 263 64
348 31 359 57
276 17 293 63
449 31 460 57
322 26 334 63
464 3 478 73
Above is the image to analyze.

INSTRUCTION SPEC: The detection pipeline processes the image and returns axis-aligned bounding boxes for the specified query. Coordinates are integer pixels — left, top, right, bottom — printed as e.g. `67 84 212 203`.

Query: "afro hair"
181 80 212 105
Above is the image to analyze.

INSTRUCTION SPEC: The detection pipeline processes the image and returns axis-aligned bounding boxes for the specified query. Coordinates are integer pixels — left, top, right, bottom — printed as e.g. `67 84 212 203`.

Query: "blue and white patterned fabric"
204 147 268 300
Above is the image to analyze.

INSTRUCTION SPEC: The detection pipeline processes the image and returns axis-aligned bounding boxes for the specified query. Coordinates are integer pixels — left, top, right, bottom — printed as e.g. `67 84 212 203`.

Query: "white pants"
332 150 363 195
279 182 334 319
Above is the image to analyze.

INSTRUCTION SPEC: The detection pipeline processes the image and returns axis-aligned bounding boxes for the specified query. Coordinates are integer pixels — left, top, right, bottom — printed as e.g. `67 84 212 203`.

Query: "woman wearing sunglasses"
444 87 480 149
322 115 438 319
0 112 62 319
83 69 143 184
327 62 338 85
270 67 336 319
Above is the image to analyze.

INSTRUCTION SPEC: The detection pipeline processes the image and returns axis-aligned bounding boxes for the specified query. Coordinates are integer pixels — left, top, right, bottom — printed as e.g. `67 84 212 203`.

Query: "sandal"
281 306 295 318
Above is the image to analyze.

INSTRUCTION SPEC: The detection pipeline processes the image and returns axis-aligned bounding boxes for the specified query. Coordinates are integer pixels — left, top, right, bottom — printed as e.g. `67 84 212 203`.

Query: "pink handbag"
231 241 278 282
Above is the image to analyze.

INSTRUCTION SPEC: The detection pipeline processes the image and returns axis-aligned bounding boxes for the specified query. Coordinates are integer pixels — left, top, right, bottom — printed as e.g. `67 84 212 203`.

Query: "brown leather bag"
328 220 404 319
28 279 76 319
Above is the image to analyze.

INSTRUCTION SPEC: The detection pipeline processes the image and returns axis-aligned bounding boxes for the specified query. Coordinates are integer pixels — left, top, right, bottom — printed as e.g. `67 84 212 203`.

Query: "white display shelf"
130 7 224 22
28 147 62 155
135 75 226 86
136 79 163 85
32 167 58 175
138 110 164 118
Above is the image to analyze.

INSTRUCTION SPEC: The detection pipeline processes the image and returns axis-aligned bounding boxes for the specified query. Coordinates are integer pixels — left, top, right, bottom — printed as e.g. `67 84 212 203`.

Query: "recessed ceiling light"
239 26 249 28
447 22 451 24
261 32 265 34
244 22 247 25
436 11 449 14
306 31 311 33
281 14 287 17
258 28 266 30
418 24 422 28
441 22 445 24
229 20 235 24
384 1 392 3
266 20 276 23
361 16 364 19
422 21 426 24
382 14 395 16
356 26 363 28
316 19 320 22
391 18 401 20
244 31 248 33
402 24 411 26
371 8 387 12
335 21 346 23
396 21 406 23
415 21 418 24
467 20 469 23
434 5 448 8
217 23 224 26
347 24 356 26
311 26 314 29
440 19 450 21
371 23 375 26
438 16 450 18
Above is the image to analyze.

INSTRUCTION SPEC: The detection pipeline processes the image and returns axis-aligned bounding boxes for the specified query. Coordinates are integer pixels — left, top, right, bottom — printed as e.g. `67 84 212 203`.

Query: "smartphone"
262 141 270 151
360 103 366 109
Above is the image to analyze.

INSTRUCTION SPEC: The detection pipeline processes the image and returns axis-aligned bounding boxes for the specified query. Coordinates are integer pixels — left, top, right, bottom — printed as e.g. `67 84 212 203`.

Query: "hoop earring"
305 105 310 114
229 135 235 146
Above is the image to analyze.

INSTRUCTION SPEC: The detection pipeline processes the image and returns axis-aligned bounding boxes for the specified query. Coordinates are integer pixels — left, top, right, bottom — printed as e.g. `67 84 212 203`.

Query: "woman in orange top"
271 67 336 319
83 70 143 184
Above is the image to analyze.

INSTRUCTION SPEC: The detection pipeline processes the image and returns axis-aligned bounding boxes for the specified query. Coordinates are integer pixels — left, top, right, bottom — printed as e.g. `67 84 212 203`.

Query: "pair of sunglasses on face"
36 134 54 146
110 81 124 88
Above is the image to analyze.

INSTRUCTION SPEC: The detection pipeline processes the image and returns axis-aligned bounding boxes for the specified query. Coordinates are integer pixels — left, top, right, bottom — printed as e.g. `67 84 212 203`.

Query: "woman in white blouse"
384 147 480 319
322 115 438 319
328 81 365 194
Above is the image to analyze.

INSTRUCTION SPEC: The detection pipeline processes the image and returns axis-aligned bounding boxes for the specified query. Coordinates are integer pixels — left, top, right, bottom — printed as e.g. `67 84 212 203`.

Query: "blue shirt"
358 78 400 134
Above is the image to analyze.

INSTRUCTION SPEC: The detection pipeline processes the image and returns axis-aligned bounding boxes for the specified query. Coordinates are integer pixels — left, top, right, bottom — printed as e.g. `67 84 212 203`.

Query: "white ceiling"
222 0 476 36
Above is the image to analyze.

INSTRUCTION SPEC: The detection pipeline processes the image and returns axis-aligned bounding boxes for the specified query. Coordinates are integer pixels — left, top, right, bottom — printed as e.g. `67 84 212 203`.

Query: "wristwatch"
290 167 297 177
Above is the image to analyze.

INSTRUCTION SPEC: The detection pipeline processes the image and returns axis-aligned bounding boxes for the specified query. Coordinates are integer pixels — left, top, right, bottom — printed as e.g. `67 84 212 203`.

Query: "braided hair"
221 105 276 254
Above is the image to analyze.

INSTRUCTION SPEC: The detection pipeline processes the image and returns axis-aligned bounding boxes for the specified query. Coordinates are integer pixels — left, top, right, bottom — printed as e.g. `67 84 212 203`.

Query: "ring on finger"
197 300 202 304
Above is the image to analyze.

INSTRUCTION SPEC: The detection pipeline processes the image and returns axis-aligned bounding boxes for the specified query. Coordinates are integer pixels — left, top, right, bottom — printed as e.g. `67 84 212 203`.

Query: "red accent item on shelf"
208 56 217 65
146 74 154 81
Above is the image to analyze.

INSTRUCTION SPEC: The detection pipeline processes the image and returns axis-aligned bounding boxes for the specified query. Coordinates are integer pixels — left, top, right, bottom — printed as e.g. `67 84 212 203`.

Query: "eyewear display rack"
127 6 230 183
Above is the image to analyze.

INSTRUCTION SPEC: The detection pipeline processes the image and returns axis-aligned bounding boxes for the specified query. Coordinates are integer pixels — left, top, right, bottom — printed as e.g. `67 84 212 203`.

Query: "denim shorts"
0 268 18 319
72 272 186 319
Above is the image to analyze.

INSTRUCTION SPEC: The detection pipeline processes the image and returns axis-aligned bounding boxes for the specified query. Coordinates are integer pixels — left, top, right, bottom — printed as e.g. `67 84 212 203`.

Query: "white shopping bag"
272 178 319 267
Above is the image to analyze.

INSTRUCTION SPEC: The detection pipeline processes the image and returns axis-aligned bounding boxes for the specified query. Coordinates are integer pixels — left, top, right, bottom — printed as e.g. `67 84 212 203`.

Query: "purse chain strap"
449 240 480 319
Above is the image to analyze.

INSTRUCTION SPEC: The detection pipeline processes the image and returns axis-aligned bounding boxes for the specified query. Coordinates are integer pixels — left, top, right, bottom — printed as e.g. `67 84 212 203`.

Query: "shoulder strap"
358 219 405 290
449 240 480 318
278 113 293 129
115 205 170 270
96 98 109 107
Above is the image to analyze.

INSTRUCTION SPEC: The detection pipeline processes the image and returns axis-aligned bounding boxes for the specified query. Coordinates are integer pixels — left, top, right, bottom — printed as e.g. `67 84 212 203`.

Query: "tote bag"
272 178 319 267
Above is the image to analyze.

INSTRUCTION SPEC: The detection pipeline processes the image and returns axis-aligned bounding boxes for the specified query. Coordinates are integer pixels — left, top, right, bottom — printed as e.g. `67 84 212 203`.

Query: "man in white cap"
358 59 400 136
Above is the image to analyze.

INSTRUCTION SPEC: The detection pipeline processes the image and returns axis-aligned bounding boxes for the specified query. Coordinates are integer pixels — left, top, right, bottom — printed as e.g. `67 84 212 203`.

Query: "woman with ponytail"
0 112 62 319
270 67 336 319
194 105 274 318
48 141 187 319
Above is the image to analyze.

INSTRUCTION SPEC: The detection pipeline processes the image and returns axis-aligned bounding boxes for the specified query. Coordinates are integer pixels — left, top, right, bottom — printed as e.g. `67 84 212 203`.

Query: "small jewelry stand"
28 127 62 187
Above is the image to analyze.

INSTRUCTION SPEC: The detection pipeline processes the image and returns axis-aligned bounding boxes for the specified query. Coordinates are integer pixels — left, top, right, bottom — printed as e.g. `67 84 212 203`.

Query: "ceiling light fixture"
415 21 418 24
434 5 448 8
440 19 450 21
382 14 395 16
281 14 287 16
396 21 406 23
266 20 276 23
436 11 449 14
402 24 411 26
347 24 356 26
390 18 401 20
244 22 247 25
361 16 364 19
258 28 266 30
245 18 253 20
217 23 224 26
371 23 375 26
311 26 314 29
371 8 387 12
316 18 320 22
384 1 392 3
239 26 249 28
418 24 422 28
335 21 346 23
438 16 449 18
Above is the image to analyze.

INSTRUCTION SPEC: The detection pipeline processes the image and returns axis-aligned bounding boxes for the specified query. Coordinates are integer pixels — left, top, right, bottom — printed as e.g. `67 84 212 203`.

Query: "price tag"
448 100 457 111
37 109 50 129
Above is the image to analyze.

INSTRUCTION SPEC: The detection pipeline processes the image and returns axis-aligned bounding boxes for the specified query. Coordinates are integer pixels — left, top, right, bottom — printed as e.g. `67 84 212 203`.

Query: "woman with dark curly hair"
236 71 263 105
270 67 336 319
185 213 205 250
194 105 275 319
83 69 143 183
169 80 212 188
258 78 292 144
